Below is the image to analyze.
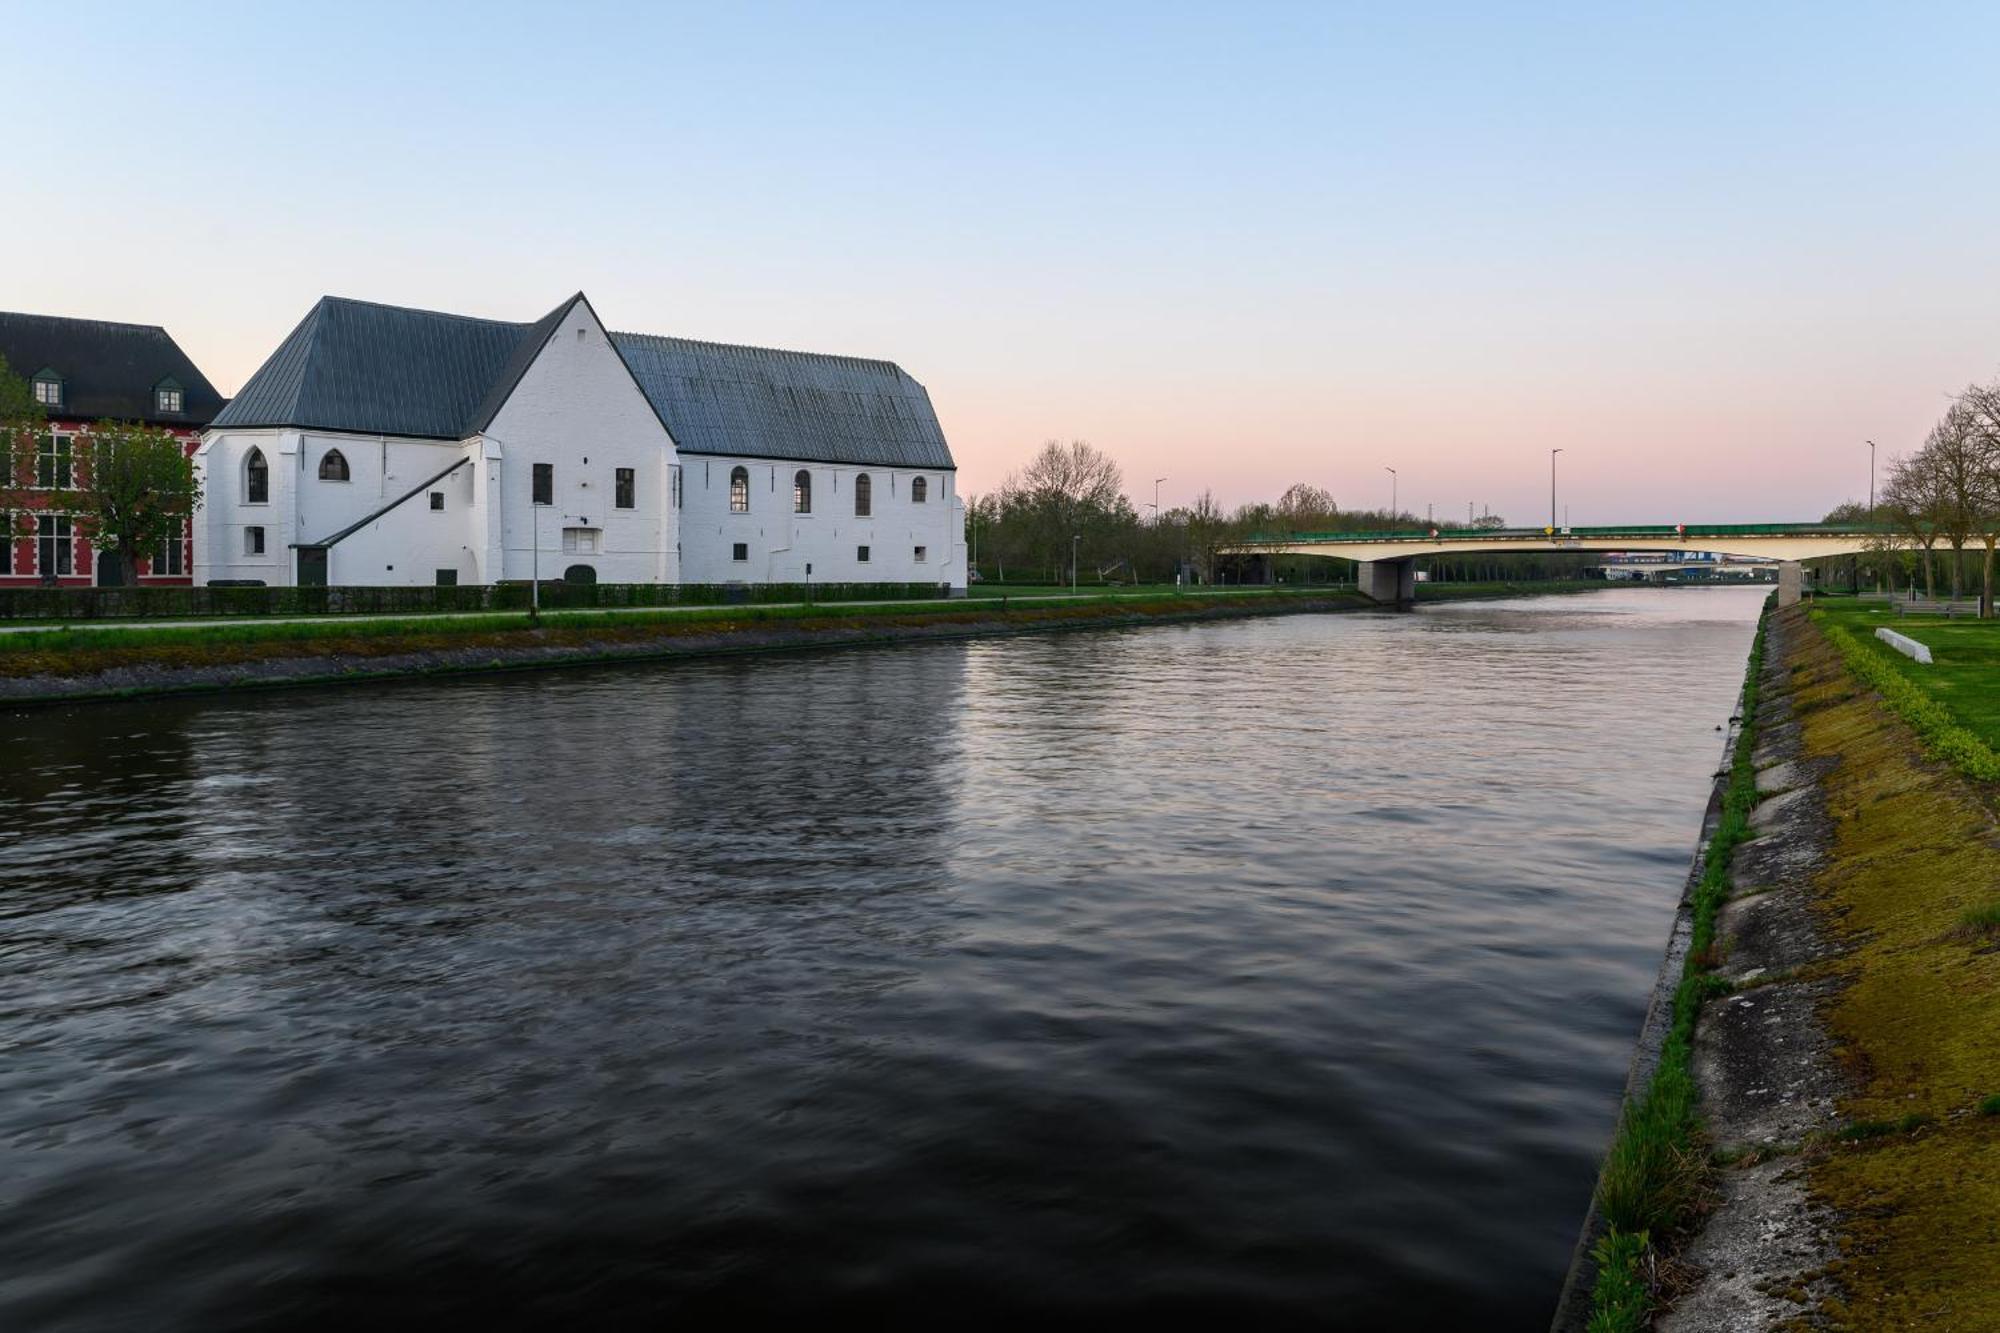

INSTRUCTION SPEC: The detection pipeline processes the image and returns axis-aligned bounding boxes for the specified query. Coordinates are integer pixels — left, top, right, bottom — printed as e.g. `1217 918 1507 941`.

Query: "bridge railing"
1230 521 1901 546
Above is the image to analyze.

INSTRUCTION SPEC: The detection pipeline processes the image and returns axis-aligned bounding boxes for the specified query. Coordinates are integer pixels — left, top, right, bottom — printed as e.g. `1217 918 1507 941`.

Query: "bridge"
1220 522 1892 607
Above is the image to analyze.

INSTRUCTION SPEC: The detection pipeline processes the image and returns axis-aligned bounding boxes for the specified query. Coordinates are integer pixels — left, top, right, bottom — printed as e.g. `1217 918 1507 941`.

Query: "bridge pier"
1778 561 1803 608
1356 558 1416 607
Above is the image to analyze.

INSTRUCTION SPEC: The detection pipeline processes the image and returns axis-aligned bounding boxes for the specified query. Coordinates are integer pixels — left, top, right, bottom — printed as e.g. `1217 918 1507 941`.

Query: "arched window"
729 466 750 513
854 472 872 517
245 447 269 504
911 476 928 504
793 469 812 514
317 448 350 481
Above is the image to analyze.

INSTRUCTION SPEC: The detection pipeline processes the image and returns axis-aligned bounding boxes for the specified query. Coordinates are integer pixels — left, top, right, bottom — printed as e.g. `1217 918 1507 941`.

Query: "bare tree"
1960 379 2000 616
1002 439 1128 583
1883 448 1946 600
1928 399 1988 604
1274 483 1337 532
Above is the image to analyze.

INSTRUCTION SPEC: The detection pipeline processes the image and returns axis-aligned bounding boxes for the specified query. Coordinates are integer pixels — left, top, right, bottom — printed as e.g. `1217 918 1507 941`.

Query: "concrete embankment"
1556 604 2000 1330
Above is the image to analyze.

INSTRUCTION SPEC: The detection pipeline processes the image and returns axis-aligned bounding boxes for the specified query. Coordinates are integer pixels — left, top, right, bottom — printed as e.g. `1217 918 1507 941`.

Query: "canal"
0 586 1764 1329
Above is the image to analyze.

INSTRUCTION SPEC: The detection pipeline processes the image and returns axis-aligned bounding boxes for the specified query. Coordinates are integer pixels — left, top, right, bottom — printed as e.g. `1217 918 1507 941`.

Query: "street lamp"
1152 476 1167 523
1385 466 1397 520
1550 448 1564 531
1072 533 1081 590
1866 440 1877 513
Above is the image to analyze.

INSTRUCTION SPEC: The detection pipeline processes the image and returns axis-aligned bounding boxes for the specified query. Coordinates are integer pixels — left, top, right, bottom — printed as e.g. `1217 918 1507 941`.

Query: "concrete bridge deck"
1219 522 1892 607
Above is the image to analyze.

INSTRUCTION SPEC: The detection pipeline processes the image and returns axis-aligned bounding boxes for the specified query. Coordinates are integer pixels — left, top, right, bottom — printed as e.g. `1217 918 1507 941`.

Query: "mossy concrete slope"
1664 606 2000 1329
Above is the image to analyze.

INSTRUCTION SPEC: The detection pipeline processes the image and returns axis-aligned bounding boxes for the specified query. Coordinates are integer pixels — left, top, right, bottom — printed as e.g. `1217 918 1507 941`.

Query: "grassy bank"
1586 599 1771 1332
1809 602 2000 778
1786 612 2000 1326
0 590 1354 682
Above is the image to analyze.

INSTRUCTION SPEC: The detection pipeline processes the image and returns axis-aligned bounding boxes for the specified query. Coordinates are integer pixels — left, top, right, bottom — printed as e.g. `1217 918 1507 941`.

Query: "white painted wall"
194 299 965 591
675 456 965 589
482 300 678 585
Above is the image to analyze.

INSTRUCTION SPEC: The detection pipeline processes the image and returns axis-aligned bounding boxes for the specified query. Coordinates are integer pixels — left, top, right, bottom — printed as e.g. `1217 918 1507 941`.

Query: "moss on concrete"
1790 615 2000 1327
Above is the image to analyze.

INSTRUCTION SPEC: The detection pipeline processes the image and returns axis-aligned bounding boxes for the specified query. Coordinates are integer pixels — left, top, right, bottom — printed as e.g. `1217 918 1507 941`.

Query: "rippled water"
0 587 1763 1330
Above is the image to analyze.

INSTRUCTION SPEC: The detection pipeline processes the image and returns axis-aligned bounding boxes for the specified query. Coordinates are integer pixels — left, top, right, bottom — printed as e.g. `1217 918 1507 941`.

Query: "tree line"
969 439 1597 585
1873 377 2000 612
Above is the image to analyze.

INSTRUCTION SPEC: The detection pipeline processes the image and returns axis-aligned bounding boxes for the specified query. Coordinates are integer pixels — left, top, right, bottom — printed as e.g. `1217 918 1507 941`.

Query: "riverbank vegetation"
1786 613 2000 1327
0 588 1351 682
1584 602 1770 1331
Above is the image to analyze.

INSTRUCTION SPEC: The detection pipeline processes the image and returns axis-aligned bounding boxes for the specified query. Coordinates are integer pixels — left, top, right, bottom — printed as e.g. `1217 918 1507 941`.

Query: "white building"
195 292 965 591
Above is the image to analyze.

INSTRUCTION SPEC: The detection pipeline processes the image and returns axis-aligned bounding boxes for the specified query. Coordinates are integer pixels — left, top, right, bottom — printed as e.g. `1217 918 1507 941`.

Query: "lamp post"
532 498 541 619
1071 533 1081 590
1385 466 1397 520
1550 448 1564 531
1866 440 1876 513
1152 476 1167 523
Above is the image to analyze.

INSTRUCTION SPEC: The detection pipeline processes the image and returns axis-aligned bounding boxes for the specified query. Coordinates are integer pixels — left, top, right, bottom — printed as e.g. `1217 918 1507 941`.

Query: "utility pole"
1550 448 1564 531
1153 476 1167 523
1385 466 1397 521
1072 533 1080 590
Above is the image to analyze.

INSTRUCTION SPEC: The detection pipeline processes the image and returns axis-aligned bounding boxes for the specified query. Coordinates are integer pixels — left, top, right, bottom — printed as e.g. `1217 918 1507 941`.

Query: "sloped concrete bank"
0 594 1366 707
1556 605 2000 1329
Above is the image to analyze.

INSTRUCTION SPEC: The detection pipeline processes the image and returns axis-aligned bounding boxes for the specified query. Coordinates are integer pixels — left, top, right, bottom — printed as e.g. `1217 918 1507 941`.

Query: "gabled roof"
0 310 226 425
210 292 956 470
612 333 954 470
209 296 569 440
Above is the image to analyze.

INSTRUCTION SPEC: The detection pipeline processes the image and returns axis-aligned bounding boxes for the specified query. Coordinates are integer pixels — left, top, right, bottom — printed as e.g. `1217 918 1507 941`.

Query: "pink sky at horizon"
10 2 1999 527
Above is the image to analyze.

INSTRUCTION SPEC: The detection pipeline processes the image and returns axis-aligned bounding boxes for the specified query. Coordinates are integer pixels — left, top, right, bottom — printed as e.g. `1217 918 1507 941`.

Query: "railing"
1230 521 1900 546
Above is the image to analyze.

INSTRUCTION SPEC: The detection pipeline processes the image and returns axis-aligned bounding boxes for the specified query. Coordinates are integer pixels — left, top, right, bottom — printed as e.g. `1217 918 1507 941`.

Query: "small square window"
562 527 600 555
245 526 265 556
32 377 61 408
532 462 553 505
914 545 927 563
436 569 458 586
156 387 183 414
732 542 749 562
429 491 445 511
857 545 870 563
615 467 635 509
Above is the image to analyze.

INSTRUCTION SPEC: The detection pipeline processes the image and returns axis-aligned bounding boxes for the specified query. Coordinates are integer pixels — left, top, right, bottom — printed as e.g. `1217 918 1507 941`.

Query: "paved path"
0 588 1301 636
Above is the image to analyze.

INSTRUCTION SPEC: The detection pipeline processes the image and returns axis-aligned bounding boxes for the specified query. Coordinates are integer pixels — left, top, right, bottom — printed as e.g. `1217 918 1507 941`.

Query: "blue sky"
9 1 1999 519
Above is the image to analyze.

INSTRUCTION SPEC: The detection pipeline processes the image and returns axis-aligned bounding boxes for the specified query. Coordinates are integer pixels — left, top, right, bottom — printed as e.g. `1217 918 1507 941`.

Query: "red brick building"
1 312 225 586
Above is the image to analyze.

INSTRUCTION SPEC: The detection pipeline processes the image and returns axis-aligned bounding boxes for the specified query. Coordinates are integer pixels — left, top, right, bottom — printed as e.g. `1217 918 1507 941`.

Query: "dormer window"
154 378 184 415
32 371 62 410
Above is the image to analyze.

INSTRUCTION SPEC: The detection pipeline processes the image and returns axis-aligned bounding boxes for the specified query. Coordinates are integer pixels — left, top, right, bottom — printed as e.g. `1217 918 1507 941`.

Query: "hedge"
0 581 957 621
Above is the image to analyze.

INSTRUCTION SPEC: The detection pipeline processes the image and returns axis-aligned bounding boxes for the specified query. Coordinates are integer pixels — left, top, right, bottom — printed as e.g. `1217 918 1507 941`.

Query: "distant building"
196 292 965 590
0 312 225 586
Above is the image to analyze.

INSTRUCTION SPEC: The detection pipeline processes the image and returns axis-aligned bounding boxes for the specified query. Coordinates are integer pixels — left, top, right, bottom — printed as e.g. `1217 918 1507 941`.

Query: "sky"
8 0 2000 523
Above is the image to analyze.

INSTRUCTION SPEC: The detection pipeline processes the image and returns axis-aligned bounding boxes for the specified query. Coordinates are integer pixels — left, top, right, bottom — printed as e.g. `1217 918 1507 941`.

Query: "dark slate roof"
612 333 954 470
211 292 955 469
210 296 577 440
0 311 226 426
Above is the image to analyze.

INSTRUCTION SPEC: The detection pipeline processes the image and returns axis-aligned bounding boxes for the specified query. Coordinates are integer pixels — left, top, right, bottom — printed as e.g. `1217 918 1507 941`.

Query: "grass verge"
1585 597 1770 1331
1811 609 2000 780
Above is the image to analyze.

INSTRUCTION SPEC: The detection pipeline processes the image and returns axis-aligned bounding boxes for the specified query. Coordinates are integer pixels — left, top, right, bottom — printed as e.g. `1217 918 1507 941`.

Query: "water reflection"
0 588 1760 1329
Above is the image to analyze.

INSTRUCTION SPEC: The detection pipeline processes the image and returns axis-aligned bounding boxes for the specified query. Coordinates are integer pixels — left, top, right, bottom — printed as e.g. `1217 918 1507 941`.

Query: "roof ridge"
612 329 906 376
317 294 528 330
0 310 170 334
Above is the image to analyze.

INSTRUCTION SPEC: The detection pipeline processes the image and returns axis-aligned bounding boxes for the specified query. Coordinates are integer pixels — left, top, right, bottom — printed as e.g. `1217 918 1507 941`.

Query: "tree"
1925 399 1992 606
56 423 201 584
1961 378 2000 616
0 353 44 502
1002 439 1127 583
1883 448 1947 600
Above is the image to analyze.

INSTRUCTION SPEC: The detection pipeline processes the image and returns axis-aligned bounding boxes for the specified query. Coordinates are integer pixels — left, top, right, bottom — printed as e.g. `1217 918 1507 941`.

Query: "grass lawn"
1812 601 2000 748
